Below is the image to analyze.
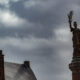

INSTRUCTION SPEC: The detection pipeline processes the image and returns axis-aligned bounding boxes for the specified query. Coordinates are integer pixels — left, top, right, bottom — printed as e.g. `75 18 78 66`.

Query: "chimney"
0 50 2 55
24 61 30 68
0 50 5 80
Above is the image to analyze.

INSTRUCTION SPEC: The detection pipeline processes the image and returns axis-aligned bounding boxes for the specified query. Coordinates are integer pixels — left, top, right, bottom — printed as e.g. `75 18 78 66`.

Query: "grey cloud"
0 0 76 38
8 0 61 38
0 0 79 80
7 0 75 38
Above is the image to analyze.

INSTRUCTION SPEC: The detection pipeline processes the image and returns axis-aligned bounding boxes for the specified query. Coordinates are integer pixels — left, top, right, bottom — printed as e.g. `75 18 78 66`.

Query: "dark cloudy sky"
1 0 80 80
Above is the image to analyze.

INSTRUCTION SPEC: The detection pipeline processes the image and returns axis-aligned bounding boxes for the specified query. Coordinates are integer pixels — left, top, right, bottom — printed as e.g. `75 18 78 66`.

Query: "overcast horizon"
0 0 80 80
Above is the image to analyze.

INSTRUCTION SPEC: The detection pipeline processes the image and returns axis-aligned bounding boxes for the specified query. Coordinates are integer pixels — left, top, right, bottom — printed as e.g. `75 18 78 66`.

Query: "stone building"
0 50 37 80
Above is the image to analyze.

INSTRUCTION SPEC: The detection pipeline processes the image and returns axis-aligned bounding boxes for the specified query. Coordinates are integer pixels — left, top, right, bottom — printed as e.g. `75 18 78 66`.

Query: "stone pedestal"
69 57 80 80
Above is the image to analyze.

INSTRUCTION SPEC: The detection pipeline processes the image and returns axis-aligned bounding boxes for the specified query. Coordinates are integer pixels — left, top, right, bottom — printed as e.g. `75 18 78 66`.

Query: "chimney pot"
24 61 30 68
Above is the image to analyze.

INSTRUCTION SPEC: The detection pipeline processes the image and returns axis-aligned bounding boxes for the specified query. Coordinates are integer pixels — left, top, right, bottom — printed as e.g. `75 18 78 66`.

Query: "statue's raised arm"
68 11 73 31
67 11 80 57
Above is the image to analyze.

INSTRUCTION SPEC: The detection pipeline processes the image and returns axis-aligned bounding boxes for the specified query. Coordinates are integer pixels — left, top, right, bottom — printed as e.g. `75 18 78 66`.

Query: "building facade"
0 50 37 80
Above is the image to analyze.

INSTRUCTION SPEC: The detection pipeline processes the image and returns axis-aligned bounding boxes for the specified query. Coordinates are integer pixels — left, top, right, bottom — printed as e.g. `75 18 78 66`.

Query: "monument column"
69 57 80 80
68 11 80 80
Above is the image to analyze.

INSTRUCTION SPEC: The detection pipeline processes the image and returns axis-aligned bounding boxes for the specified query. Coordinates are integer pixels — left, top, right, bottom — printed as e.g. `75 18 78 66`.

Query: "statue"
68 11 80 57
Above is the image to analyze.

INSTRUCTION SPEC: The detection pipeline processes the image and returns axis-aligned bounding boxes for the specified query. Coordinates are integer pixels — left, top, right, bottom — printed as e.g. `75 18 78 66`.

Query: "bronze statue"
68 11 80 57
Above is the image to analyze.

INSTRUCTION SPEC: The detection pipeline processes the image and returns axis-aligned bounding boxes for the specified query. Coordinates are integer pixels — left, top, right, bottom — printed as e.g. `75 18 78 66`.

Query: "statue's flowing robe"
71 28 80 57
77 30 80 47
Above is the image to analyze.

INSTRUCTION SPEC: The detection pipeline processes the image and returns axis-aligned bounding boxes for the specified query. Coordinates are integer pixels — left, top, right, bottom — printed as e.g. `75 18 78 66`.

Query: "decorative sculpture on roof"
68 11 80 57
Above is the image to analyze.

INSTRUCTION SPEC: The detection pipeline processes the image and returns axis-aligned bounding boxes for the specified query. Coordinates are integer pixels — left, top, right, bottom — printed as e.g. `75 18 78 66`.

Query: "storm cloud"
0 0 80 80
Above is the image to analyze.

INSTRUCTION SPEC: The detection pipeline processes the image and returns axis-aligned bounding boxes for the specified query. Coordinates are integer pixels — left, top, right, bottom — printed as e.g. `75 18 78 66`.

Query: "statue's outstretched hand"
68 11 73 31
68 11 73 22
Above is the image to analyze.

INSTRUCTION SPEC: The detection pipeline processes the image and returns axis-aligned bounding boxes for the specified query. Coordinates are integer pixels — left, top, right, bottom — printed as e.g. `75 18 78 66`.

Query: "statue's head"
73 21 77 28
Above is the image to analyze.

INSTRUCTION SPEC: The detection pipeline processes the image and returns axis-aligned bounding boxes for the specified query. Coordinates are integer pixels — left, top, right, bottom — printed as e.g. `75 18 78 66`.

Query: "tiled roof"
4 62 37 80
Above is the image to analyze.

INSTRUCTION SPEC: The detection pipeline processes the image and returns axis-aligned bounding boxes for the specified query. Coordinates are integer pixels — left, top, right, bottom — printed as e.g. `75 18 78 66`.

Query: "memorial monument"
68 11 80 80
